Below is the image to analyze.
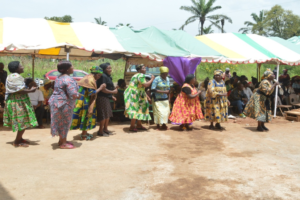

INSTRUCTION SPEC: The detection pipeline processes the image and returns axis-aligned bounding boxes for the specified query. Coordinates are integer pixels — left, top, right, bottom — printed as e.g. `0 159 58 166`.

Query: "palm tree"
238 10 268 36
202 24 214 35
94 17 107 26
116 23 133 28
180 0 232 35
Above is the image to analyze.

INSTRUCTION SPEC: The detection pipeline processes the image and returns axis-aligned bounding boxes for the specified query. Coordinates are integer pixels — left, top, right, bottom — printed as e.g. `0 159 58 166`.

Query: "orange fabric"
169 83 203 124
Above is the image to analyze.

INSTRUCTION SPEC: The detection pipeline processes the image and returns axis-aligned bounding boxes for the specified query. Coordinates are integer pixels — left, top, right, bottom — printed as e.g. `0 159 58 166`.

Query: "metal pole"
67 52 69 61
274 63 280 117
32 54 35 79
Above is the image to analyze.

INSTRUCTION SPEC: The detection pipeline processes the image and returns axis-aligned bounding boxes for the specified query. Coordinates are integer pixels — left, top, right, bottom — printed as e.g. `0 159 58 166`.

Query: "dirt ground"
0 117 300 200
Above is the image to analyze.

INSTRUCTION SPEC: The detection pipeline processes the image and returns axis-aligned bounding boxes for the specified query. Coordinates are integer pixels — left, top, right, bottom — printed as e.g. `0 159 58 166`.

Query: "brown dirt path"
0 117 300 199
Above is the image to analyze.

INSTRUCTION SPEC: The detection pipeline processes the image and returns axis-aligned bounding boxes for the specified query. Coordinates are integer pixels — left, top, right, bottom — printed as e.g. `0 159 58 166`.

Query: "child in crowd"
115 79 126 109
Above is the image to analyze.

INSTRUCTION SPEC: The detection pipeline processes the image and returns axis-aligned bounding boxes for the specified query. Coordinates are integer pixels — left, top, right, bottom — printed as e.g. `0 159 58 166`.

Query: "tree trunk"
200 17 205 35
221 19 225 33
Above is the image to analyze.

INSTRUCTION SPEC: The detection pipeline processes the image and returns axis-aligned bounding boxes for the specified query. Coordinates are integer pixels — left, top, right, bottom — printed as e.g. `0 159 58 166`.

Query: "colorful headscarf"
160 66 169 74
263 68 273 78
90 66 103 74
214 69 223 76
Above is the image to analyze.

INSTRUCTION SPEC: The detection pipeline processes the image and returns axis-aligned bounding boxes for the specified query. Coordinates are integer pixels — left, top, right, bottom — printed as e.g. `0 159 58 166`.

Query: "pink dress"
49 75 78 138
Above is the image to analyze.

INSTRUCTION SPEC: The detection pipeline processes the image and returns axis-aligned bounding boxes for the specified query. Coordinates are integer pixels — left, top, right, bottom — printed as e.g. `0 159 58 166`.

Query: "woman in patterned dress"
3 61 38 147
204 70 229 130
169 74 203 131
124 64 155 132
70 66 106 140
49 61 79 149
151 66 170 130
244 69 279 131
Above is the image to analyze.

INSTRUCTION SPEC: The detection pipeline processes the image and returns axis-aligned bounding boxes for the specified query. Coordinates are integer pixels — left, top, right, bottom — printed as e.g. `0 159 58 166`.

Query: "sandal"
129 128 138 132
58 141 73 146
209 125 215 130
60 143 75 149
179 125 185 131
81 134 93 140
186 125 193 131
137 126 147 130
21 139 30 144
215 123 223 130
13 142 29 148
97 131 109 137
104 130 114 135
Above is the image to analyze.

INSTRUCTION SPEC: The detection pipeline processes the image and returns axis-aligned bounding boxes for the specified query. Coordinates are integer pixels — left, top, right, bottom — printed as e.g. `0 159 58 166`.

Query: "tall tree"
44 15 73 23
116 23 133 28
94 17 107 25
180 0 232 35
265 5 300 39
238 10 267 36
202 24 214 34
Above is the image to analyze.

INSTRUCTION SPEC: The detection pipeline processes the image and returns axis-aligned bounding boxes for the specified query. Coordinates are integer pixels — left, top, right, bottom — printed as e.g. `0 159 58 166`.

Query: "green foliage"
239 10 268 36
180 0 232 35
94 17 107 25
240 5 300 39
116 23 133 28
44 15 73 23
0 57 125 82
202 24 214 35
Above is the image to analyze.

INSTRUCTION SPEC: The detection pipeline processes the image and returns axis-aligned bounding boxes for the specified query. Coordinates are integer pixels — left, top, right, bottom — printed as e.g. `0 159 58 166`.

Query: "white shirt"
28 89 44 106
243 87 253 100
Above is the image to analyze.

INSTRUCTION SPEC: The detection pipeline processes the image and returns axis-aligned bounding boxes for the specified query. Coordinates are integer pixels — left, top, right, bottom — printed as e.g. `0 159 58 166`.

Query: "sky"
1 0 299 36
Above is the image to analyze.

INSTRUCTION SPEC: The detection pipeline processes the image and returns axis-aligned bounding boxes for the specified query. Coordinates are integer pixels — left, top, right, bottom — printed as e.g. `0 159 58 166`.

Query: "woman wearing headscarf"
96 63 118 136
204 70 229 130
124 64 155 132
151 66 171 130
244 69 279 131
3 61 38 147
70 66 106 140
169 74 203 131
49 61 79 149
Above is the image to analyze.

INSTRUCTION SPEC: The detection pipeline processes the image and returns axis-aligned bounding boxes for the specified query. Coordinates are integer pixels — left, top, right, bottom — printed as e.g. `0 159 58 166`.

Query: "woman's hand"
227 100 231 106
30 87 37 93
112 96 117 102
197 91 202 96
217 92 227 96
112 88 118 94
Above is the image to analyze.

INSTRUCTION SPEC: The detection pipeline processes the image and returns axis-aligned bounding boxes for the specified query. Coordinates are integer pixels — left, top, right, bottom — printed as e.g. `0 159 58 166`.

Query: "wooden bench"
285 109 300 122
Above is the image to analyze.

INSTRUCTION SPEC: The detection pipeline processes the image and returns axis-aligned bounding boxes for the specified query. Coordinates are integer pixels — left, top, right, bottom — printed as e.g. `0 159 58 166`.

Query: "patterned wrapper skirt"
152 99 170 125
96 96 113 121
3 93 38 132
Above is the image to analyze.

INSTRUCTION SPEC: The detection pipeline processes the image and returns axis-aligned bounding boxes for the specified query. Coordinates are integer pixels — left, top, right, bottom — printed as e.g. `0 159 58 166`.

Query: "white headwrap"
6 73 25 94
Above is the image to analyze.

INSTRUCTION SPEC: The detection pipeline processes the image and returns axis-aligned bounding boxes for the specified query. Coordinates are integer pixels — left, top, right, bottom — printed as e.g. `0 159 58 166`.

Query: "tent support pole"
67 52 69 61
273 63 280 118
32 54 35 79
257 63 261 82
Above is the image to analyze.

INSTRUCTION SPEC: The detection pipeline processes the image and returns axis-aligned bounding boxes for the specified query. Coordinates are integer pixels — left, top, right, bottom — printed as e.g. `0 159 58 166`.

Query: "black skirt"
96 96 113 121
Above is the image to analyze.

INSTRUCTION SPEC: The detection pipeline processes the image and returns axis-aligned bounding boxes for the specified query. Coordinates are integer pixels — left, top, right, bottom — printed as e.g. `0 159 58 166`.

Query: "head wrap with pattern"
214 69 223 76
90 66 103 74
263 68 273 78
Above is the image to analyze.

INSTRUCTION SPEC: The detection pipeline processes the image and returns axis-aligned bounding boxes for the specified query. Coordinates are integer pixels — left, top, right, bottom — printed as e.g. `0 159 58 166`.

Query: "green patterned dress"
124 73 151 120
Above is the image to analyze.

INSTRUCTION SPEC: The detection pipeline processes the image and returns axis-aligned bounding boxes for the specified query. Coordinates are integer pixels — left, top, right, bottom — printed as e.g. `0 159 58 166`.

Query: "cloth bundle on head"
214 69 223 76
264 68 273 78
77 74 98 90
160 66 169 74
184 74 195 84
6 73 25 94
90 66 103 74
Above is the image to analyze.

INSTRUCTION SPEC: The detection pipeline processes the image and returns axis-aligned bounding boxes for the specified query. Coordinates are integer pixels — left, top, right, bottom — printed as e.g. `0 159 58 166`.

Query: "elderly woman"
151 66 170 130
169 74 203 131
244 69 279 131
3 61 38 147
124 64 155 132
70 66 106 140
205 70 229 130
49 61 79 149
96 63 118 137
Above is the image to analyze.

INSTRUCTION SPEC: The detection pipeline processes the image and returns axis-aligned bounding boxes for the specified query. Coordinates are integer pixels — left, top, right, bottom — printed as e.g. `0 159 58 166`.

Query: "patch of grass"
0 56 299 82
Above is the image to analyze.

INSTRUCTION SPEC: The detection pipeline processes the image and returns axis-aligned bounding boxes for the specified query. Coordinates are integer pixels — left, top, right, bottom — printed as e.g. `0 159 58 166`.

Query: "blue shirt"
151 76 170 100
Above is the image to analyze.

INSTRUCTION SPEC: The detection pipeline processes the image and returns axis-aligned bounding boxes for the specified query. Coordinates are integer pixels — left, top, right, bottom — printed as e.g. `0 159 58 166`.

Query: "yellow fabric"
214 69 223 76
39 48 61 55
47 21 82 46
39 86 53 102
44 79 53 86
152 99 170 125
196 36 245 58
160 66 169 73
263 68 273 78
0 19 3 44
77 74 97 90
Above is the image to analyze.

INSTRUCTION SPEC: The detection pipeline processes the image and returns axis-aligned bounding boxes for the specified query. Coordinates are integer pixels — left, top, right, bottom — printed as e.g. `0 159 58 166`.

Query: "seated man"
228 83 248 118
243 81 253 101
26 78 45 128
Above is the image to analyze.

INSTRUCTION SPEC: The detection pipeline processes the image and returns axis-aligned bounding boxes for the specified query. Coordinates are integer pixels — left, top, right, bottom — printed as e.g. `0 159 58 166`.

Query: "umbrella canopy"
288 36 300 45
195 33 300 66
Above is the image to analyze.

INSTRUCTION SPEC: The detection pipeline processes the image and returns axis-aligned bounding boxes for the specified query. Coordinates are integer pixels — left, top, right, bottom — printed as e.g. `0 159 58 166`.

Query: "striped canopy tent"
0 18 164 61
196 33 300 66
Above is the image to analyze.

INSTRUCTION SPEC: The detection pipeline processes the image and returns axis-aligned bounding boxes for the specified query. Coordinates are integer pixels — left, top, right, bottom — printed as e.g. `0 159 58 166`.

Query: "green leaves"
44 15 73 23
